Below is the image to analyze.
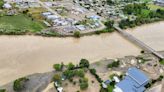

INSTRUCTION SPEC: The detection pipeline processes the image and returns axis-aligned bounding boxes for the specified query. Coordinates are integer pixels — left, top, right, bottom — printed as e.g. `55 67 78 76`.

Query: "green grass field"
0 14 46 33
148 4 164 10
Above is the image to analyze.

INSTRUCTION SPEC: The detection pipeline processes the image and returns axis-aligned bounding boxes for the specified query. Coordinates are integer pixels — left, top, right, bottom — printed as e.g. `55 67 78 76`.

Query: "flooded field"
0 21 164 85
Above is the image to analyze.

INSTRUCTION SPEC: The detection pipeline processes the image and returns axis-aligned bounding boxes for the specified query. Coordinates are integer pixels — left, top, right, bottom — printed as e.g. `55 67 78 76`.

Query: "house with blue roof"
113 67 150 92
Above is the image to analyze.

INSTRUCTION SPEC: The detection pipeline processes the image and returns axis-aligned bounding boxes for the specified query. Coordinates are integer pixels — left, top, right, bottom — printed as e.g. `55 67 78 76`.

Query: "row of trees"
145 75 164 88
119 3 164 29
53 59 90 71
53 59 90 90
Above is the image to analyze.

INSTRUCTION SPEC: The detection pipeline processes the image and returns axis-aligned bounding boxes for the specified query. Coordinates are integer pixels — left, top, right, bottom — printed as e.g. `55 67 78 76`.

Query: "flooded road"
0 21 164 85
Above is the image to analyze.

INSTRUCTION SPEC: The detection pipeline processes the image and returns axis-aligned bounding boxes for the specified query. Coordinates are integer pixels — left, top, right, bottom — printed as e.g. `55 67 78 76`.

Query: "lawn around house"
0 14 46 34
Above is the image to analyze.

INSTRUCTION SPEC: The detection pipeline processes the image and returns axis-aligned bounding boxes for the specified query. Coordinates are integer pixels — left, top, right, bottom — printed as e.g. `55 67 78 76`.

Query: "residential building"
3 3 12 9
113 67 150 92
154 0 164 6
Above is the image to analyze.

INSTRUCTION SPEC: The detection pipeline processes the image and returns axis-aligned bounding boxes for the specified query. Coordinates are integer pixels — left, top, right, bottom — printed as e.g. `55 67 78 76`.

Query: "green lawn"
148 4 164 10
0 14 46 33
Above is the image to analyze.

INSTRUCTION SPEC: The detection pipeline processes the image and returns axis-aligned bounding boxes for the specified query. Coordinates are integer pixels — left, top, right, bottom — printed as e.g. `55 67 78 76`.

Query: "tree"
89 68 102 83
63 70 75 79
80 82 88 90
67 62 75 70
104 20 114 28
13 77 29 91
74 31 80 38
157 75 164 81
53 64 62 71
90 68 96 74
80 78 88 90
76 69 85 78
79 59 90 68
106 0 114 5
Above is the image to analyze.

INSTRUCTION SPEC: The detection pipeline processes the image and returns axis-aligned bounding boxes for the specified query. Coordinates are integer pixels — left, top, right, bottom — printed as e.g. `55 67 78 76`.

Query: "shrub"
53 74 61 82
141 50 145 53
13 77 29 91
67 63 75 70
107 61 120 68
74 31 80 38
73 81 76 85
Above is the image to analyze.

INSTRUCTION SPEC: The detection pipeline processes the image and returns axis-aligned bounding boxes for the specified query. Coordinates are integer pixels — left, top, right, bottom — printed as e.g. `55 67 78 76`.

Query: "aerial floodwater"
0 21 164 86
126 21 164 51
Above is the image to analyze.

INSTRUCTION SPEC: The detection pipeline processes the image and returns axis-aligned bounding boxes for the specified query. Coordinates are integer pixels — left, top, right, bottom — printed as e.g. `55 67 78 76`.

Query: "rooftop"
114 67 150 92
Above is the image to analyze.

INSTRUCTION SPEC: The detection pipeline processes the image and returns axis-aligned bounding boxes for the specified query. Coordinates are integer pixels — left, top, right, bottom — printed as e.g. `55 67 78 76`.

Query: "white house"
3 3 12 9
47 15 59 20
42 12 52 17
154 0 164 6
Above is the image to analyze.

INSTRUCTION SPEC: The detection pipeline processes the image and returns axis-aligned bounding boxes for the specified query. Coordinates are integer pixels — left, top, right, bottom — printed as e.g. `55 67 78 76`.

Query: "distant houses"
154 0 164 6
113 67 150 92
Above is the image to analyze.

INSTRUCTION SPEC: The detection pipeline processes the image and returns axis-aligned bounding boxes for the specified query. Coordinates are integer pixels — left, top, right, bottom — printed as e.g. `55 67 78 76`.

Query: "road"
114 25 164 60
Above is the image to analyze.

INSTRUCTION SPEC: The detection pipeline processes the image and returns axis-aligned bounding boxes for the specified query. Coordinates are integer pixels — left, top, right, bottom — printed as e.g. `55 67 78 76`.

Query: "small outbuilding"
3 3 12 9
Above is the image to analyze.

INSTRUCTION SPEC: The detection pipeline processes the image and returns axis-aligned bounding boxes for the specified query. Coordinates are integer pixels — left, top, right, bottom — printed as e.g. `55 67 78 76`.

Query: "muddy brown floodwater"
0 21 164 86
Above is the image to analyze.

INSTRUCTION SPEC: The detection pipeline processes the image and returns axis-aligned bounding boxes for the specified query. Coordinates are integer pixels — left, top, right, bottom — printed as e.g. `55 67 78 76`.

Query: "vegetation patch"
0 89 6 92
107 60 120 68
119 3 164 29
148 4 164 10
0 0 4 9
13 77 29 91
0 14 46 35
159 59 164 65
